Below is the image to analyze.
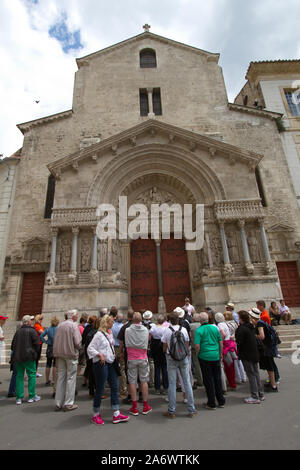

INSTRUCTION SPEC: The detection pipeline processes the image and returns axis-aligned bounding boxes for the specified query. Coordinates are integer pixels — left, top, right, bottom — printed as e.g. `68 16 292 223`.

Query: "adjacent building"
0 152 20 310
235 60 300 307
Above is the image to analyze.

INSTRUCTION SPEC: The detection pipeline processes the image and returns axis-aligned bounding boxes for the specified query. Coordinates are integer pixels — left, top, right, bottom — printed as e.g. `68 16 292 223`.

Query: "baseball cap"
22 315 34 323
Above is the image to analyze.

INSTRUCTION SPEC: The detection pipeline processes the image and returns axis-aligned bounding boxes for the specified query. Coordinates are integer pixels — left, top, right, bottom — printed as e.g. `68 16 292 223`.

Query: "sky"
0 0 300 158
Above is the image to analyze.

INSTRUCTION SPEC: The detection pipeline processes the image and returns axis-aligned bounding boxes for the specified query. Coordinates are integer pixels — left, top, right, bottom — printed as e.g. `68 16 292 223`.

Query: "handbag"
46 344 53 359
101 332 121 376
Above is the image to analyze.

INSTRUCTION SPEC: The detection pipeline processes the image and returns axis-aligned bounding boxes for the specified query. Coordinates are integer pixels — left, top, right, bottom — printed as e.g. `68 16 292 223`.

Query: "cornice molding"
246 60 300 82
47 119 263 179
228 103 282 120
76 32 219 68
17 110 73 134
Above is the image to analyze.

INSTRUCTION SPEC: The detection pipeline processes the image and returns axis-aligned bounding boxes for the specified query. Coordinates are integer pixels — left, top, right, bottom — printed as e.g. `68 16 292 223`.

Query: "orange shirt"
260 310 271 325
34 323 45 345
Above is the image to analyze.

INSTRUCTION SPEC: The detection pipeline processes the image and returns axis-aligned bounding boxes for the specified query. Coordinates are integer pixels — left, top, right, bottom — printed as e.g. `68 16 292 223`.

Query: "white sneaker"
28 395 41 403
16 399 22 405
244 397 261 404
36 373 42 378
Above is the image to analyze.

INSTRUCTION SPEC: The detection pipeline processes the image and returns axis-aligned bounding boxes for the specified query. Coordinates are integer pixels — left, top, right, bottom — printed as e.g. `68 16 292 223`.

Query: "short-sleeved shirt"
260 310 271 325
217 322 231 341
161 325 189 355
194 323 222 361
149 324 166 340
111 321 124 347
279 305 289 316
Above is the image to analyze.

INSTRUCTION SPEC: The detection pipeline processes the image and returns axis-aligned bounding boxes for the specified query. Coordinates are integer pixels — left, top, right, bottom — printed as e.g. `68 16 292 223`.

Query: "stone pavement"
0 355 300 451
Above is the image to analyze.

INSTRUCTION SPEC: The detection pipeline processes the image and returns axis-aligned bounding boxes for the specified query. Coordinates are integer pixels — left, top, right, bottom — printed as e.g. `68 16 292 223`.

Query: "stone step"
275 348 298 355
276 330 300 336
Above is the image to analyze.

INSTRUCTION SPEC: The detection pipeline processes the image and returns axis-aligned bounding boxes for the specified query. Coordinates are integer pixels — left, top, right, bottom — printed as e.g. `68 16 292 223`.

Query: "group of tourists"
1 297 291 424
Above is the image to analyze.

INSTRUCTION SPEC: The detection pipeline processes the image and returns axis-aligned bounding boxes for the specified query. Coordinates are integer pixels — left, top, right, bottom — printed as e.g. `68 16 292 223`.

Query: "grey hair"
199 312 209 324
193 313 201 322
66 309 78 320
116 312 124 322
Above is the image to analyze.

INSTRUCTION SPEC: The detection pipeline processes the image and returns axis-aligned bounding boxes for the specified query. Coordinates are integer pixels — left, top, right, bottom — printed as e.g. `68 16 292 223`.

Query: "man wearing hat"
248 307 279 393
161 308 196 418
11 315 41 405
226 302 239 325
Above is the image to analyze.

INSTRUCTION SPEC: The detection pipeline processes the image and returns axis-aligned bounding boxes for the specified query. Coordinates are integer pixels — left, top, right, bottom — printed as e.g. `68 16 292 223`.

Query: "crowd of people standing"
2 297 293 424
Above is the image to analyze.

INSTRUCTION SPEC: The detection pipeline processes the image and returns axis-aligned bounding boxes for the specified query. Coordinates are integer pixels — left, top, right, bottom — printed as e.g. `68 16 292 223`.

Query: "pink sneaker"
91 414 104 426
129 406 139 416
113 412 130 424
142 403 152 415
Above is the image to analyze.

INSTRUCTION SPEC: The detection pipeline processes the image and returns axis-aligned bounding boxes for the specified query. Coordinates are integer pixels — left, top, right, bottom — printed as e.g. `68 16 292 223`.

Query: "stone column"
259 219 275 273
90 228 99 283
69 227 79 281
50 228 58 273
205 233 214 269
155 240 166 314
259 219 271 262
121 240 131 287
92 231 98 270
46 228 58 285
219 222 233 275
121 240 131 308
238 220 254 274
147 87 155 117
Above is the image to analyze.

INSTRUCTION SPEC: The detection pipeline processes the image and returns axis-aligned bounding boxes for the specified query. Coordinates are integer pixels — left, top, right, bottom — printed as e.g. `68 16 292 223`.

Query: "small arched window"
243 95 248 106
140 49 157 68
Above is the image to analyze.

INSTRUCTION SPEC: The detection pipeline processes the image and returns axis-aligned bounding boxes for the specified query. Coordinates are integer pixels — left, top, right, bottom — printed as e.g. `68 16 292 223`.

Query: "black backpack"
83 328 97 354
169 326 188 361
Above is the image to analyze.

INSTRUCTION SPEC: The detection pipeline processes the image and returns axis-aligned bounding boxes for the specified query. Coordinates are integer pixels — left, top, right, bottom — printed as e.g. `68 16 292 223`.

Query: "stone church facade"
2 30 300 322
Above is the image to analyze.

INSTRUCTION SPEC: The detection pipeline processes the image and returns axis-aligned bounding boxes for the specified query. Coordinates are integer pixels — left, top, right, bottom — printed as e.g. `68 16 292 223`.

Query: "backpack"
259 320 281 354
168 326 188 361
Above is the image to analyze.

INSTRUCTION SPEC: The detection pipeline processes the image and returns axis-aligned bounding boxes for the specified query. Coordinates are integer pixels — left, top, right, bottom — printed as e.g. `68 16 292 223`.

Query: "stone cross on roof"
143 24 151 32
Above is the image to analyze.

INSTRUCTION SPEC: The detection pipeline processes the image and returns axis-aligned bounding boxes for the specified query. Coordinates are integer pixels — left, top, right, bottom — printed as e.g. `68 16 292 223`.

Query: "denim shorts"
127 359 149 384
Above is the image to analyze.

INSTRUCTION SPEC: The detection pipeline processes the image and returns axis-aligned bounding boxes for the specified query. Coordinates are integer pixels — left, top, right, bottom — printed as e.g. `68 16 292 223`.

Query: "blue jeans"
93 361 119 414
166 355 195 414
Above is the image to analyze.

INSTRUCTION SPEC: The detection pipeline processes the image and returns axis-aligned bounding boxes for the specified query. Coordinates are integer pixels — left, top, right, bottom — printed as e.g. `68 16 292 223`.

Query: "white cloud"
0 0 300 157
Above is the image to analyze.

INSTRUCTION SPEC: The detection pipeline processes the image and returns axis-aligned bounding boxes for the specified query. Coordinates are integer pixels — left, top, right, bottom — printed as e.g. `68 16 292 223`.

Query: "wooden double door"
19 272 45 319
130 237 191 313
276 261 300 307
